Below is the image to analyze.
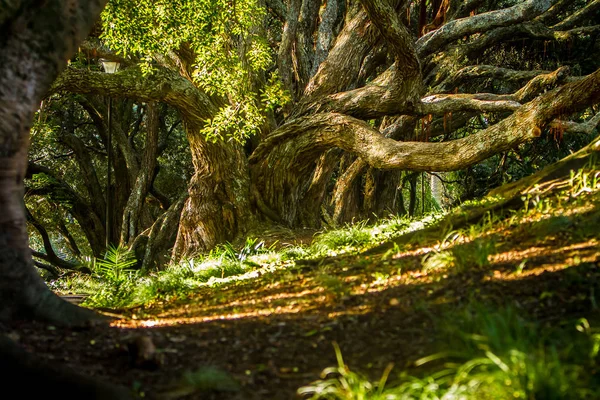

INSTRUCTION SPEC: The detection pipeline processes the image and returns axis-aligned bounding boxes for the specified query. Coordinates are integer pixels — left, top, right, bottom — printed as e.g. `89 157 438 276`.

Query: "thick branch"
311 0 341 76
60 133 106 220
303 9 379 99
253 68 600 172
435 65 550 93
26 208 80 271
360 0 420 73
297 65 422 119
552 0 600 31
550 112 600 135
144 193 188 271
120 102 160 245
278 0 302 98
51 67 218 127
416 0 556 58
417 94 521 115
27 162 105 257
32 260 60 277
536 0 572 25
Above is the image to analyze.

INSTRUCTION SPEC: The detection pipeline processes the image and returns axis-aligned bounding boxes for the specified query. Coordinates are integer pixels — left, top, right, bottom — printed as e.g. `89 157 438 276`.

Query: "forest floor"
4 144 600 399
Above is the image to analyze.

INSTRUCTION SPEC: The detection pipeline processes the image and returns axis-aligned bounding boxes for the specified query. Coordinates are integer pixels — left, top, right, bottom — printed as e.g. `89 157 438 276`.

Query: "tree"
26 93 191 271
0 1 109 324
48 0 600 264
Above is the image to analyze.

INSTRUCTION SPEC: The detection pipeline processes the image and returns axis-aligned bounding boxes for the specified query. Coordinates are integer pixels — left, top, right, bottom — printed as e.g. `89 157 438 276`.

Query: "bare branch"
418 94 521 115
511 66 571 103
417 0 557 58
253 68 600 172
435 65 551 93
51 67 219 127
552 0 600 31
550 112 600 135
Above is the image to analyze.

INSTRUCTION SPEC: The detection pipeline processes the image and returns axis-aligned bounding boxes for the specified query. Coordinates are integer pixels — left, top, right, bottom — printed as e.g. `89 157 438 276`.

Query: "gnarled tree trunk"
172 123 255 258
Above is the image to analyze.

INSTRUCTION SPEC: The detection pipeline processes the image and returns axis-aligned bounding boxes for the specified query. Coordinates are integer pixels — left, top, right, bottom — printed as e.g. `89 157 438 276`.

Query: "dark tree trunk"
120 102 160 245
0 0 108 324
0 335 134 399
408 173 418 217
140 193 188 271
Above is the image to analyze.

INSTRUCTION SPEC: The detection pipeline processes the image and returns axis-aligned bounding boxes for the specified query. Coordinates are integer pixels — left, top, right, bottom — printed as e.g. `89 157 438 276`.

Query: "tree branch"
359 0 420 72
552 0 600 31
59 132 106 221
26 208 80 271
253 68 600 172
435 65 551 93
51 66 219 127
32 260 60 278
417 94 521 115
303 9 379 99
550 112 600 135
416 0 557 58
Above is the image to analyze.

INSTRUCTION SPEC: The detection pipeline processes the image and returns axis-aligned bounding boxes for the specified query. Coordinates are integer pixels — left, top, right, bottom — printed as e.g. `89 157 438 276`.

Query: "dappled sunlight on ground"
9 168 600 399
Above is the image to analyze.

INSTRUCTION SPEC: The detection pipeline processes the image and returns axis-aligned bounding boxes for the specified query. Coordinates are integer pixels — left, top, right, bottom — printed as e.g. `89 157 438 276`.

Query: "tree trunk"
172 123 255 259
140 193 188 271
120 102 160 245
0 0 108 324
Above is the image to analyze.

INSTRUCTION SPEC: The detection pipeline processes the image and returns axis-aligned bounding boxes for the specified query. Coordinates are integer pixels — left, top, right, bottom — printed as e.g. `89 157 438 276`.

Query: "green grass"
298 304 600 400
50 238 282 309
309 213 443 257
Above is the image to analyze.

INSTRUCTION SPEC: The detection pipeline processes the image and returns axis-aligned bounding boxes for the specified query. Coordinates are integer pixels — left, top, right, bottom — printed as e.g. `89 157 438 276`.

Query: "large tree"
44 0 600 264
0 1 109 323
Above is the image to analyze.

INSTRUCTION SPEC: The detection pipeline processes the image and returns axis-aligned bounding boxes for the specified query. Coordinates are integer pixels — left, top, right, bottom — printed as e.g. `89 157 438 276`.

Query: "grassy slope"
35 138 600 399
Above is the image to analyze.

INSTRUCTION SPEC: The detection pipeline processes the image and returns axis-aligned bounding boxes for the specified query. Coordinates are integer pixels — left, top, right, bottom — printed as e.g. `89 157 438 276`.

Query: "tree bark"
120 102 160 245
0 0 108 324
172 123 255 259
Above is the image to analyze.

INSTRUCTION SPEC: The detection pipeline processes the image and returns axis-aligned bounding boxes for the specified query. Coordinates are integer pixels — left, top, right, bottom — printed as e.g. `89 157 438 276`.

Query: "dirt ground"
3 189 600 399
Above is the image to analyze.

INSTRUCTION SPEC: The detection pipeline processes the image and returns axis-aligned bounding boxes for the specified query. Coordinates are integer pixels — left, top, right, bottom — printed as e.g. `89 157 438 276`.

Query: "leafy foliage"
95 245 138 282
101 0 288 142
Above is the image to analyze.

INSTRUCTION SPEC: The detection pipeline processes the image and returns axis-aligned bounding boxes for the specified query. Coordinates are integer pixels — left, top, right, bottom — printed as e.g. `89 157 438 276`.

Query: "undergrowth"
50 238 280 309
298 304 600 400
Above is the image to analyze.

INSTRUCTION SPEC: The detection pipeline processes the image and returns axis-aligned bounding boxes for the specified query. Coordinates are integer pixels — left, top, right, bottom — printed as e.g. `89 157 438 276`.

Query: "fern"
95 245 137 283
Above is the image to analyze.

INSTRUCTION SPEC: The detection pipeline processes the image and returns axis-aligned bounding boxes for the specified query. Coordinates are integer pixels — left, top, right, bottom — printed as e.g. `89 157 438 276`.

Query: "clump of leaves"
452 239 495 270
85 245 139 308
211 237 273 264
298 342 394 400
316 272 349 299
422 250 456 273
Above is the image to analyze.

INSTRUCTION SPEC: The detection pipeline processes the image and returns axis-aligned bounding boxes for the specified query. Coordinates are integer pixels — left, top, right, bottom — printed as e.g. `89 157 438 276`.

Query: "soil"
2 188 600 399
